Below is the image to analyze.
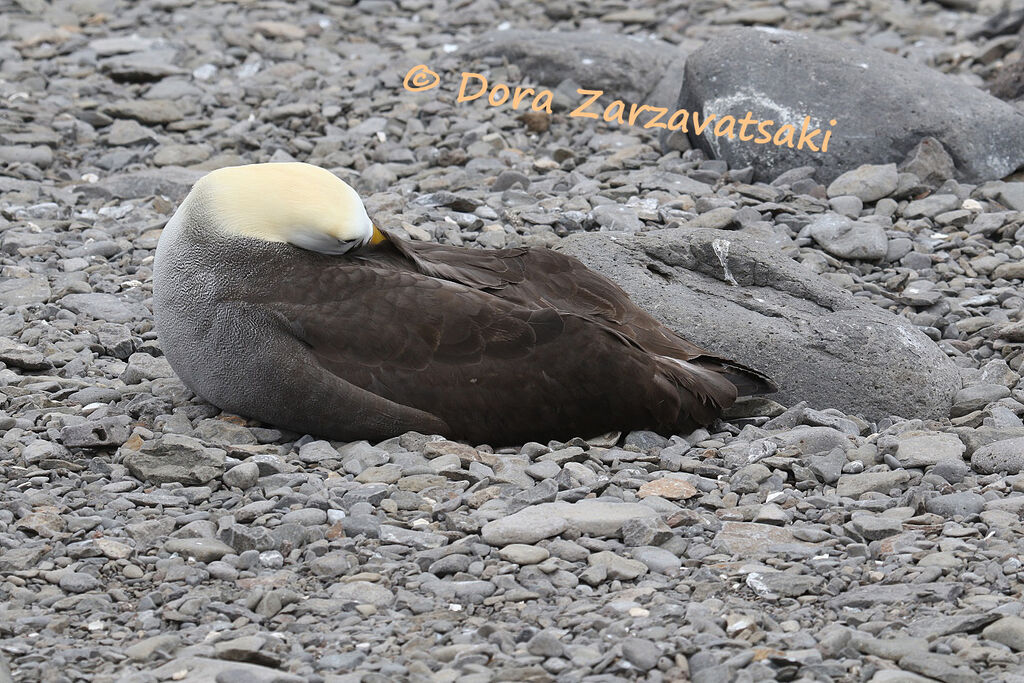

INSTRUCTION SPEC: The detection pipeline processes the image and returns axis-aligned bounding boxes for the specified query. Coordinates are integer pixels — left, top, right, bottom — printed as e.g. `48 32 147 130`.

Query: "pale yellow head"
190 162 386 252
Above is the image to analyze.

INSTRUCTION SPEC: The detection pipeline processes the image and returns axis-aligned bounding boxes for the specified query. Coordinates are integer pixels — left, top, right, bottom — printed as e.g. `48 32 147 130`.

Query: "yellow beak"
369 224 388 245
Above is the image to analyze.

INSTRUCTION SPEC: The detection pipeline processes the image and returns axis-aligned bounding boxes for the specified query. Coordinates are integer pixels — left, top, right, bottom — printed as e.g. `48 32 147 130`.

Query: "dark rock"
671 28 1024 183
899 137 957 186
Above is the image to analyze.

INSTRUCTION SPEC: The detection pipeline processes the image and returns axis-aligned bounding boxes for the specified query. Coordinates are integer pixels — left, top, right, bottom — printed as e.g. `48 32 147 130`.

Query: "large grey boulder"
671 28 1024 183
463 30 686 108
556 228 961 420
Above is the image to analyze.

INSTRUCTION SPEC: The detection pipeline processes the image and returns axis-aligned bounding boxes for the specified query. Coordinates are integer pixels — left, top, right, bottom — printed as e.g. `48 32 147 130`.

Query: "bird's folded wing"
377 231 775 395
382 229 528 289
261 264 564 375
387 234 709 356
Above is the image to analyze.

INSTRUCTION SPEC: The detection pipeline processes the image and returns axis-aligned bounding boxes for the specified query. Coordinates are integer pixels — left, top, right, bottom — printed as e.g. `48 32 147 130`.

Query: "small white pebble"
82 402 106 415
192 64 216 80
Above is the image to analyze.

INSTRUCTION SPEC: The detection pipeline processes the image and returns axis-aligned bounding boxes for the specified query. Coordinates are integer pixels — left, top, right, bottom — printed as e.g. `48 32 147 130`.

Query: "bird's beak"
369 224 388 245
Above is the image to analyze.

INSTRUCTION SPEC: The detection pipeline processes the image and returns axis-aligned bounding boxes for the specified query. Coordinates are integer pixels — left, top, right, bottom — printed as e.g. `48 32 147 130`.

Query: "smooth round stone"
525 460 561 480
829 195 863 218
498 544 550 565
281 508 327 526
222 461 259 489
122 564 144 579
207 560 239 580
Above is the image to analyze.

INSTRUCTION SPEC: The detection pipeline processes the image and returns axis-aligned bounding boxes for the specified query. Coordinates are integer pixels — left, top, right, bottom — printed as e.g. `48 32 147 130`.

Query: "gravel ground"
3 0 1024 682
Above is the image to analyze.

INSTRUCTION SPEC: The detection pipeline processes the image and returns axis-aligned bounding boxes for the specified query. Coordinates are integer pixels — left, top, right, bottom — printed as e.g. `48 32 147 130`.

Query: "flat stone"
378 524 446 550
60 417 131 448
60 293 150 323
851 633 929 661
329 581 395 607
894 431 966 467
898 652 982 683
868 672 938 683
59 571 100 593
837 471 911 498
713 521 811 557
0 338 50 370
830 582 962 609
746 571 825 597
123 434 226 485
637 477 697 499
498 544 550 565
481 508 568 546
104 99 184 124
124 634 181 662
925 492 985 518
903 194 961 218
953 384 1011 416
164 538 235 563
588 551 649 580
482 499 658 546
0 276 50 306
851 516 903 540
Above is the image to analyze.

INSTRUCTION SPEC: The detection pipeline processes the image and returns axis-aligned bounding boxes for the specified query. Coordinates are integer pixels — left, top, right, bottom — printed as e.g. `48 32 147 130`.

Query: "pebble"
925 491 986 518
621 638 661 670
222 461 260 489
982 616 1024 651
971 437 1024 474
826 164 899 202
164 538 236 563
498 544 550 565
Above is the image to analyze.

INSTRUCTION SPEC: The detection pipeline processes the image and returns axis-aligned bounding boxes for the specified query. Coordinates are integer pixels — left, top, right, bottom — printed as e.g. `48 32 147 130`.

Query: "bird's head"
189 162 387 254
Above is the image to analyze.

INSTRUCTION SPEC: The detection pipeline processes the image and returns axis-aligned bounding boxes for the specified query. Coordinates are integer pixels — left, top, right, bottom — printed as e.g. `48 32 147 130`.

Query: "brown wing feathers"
386 232 776 400
266 231 773 442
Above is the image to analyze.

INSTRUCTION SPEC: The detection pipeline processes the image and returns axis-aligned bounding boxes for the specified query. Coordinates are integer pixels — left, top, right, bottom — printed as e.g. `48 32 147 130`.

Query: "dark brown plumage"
260 229 775 444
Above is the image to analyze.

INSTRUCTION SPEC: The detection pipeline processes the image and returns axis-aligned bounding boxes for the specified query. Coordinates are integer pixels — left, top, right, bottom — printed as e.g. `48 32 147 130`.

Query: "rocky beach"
2 0 1024 681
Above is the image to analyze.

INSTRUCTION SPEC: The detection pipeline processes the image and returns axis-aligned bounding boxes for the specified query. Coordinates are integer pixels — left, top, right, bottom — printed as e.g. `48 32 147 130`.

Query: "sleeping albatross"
153 162 775 445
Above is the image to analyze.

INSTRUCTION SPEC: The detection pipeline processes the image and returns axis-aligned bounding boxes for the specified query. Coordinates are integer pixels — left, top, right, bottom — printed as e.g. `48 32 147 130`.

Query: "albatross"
153 162 775 445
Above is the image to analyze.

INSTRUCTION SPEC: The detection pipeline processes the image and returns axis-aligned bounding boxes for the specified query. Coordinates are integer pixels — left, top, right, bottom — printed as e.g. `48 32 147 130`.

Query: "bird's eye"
287 230 362 255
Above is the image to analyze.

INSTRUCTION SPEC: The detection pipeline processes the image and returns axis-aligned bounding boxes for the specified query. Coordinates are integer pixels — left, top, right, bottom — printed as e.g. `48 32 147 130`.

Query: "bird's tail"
691 357 777 397
655 355 776 430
